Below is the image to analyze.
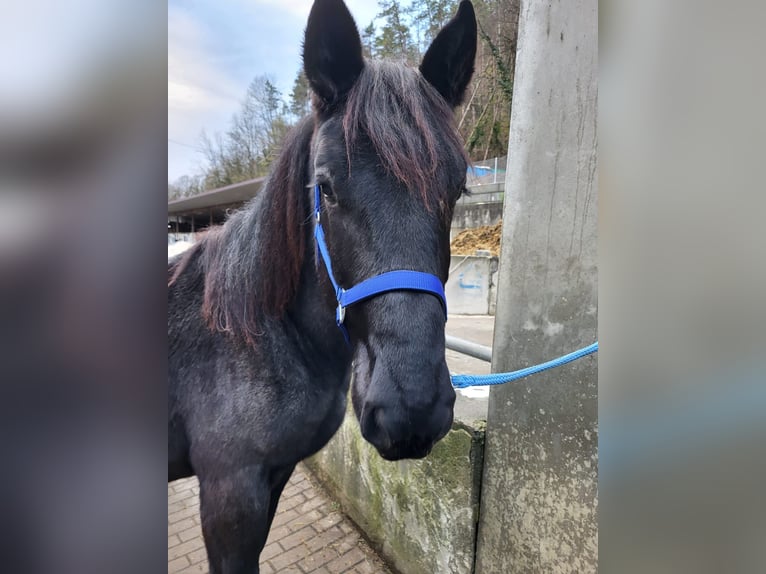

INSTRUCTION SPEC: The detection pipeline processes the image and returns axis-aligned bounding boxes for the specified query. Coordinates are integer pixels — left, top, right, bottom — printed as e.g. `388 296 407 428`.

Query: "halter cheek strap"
313 184 448 343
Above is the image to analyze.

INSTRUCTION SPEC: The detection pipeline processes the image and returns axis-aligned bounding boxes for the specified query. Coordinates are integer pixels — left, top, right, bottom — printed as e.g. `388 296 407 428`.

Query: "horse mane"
342 61 469 210
176 116 314 346
170 62 468 346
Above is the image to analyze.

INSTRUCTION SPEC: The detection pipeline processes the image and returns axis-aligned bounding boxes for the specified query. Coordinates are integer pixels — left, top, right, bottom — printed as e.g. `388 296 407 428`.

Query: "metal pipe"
445 335 493 362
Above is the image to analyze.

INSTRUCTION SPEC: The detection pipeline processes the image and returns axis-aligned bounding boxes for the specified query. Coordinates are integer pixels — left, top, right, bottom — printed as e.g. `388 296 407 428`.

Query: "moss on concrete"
306 404 485 574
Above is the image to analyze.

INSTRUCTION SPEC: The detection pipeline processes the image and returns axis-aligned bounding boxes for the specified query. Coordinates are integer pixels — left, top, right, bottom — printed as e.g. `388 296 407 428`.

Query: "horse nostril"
372 407 386 430
360 405 391 447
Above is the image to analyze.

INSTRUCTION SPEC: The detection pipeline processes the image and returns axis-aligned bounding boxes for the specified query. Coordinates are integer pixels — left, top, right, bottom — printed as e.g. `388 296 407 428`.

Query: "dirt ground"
450 221 502 255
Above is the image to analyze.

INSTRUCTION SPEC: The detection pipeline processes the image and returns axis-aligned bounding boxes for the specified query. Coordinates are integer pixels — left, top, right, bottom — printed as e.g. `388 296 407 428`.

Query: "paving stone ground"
168 465 393 574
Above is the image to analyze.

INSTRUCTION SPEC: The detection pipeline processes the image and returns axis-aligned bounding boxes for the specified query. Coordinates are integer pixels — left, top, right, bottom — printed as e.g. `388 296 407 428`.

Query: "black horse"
168 0 476 571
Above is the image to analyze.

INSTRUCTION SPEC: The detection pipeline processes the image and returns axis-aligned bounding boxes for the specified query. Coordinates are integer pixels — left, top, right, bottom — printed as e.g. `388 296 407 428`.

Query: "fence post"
474 0 597 572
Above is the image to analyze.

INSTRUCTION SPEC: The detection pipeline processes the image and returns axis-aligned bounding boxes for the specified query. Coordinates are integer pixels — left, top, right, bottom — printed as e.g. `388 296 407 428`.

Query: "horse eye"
319 183 336 202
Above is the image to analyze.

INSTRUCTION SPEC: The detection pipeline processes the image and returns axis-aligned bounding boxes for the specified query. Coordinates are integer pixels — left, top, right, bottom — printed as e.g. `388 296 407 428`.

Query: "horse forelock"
342 61 468 211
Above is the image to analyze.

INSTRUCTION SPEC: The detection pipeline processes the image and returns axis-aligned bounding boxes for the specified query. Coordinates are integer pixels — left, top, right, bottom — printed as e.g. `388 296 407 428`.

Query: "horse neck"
246 187 352 370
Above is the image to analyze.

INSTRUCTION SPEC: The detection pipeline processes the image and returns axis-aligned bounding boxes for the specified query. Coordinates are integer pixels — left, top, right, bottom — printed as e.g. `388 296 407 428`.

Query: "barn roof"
167 177 266 214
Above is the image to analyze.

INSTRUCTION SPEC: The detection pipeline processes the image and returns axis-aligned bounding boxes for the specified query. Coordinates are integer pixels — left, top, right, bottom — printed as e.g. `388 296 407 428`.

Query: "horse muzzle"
357 380 455 461
355 356 455 460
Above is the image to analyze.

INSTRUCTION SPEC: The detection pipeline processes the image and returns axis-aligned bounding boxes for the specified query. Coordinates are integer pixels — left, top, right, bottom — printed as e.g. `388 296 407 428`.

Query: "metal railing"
466 155 507 187
459 155 507 206
446 335 493 362
457 188 505 206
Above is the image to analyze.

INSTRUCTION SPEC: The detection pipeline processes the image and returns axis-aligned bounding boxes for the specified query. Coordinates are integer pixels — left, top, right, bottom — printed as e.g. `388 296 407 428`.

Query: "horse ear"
419 0 477 107
303 0 364 109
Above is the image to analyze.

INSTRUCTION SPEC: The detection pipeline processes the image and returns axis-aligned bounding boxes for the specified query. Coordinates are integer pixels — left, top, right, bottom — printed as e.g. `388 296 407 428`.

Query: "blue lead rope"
451 341 598 388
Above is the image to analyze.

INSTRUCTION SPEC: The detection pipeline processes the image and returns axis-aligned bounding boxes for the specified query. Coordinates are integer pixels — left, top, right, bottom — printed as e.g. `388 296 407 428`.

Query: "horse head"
303 0 477 460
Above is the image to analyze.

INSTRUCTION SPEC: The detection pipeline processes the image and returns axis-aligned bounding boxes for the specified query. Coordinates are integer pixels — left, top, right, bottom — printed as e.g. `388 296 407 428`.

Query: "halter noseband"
313 184 448 343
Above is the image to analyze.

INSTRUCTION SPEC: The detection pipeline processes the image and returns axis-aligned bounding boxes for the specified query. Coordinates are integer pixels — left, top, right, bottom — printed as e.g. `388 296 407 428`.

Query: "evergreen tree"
374 0 417 63
289 71 312 118
361 22 377 58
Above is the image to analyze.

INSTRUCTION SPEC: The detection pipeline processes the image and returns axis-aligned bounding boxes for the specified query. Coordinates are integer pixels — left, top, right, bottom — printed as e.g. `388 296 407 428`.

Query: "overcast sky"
168 0 380 182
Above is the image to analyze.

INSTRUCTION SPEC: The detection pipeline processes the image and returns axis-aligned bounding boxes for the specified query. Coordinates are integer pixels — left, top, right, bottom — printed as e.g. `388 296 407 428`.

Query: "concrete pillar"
474 0 597 572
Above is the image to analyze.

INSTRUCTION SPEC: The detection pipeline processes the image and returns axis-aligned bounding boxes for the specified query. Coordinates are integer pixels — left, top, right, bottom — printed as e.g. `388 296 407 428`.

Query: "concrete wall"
446 256 498 315
451 201 504 239
306 406 485 574
474 0 598 573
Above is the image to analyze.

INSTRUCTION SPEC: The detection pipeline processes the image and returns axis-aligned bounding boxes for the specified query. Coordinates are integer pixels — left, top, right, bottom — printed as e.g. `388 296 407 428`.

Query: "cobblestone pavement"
168 465 393 574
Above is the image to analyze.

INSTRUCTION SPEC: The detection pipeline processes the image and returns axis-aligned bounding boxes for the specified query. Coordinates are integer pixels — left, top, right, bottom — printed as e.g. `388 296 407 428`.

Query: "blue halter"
313 184 447 342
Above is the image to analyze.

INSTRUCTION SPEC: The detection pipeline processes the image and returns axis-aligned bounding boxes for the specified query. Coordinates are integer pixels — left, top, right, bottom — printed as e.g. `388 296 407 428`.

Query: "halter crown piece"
313 184 448 343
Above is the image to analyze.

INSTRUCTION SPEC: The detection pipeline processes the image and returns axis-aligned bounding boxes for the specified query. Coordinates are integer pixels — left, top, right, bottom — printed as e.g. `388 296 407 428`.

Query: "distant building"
167 177 265 243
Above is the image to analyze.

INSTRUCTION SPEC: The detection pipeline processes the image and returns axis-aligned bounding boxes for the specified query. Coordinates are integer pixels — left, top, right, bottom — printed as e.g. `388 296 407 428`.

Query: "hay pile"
450 221 502 255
